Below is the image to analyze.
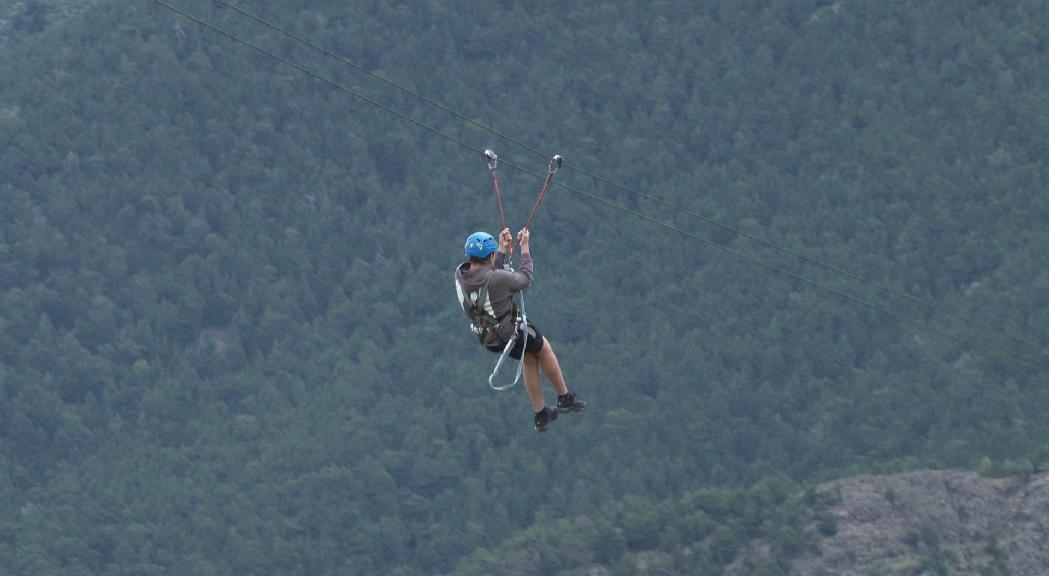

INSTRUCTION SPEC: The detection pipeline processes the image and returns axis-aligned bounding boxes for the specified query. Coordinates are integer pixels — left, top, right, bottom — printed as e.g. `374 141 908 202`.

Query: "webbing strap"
488 292 527 391
521 155 561 234
486 150 513 265
456 276 498 332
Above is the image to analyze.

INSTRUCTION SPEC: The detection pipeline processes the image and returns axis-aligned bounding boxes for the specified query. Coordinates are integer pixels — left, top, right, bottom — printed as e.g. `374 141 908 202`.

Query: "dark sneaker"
534 406 559 432
556 392 586 413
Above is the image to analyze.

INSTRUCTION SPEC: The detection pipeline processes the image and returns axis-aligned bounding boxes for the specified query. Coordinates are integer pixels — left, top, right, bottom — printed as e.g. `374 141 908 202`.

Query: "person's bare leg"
538 342 568 396
523 354 545 412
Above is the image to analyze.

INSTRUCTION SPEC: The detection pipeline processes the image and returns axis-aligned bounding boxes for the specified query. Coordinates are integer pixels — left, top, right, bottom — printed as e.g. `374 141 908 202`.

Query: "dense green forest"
0 0 97 42
2 0 1049 573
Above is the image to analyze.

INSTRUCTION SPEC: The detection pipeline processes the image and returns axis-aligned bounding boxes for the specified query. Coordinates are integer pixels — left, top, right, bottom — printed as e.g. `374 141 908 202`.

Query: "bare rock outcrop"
736 470 1049 575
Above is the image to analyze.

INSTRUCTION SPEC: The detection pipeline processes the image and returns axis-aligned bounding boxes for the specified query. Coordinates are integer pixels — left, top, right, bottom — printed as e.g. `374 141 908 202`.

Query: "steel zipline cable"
151 0 1049 375
496 158 1048 374
204 0 1049 365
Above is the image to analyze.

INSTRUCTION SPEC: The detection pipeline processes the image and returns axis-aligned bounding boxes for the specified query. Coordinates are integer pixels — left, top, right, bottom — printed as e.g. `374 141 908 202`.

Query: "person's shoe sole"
557 402 586 413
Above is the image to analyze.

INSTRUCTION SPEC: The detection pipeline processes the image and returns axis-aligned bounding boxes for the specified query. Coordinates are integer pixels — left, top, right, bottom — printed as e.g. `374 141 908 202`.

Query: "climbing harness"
482 150 561 390
455 279 499 335
488 295 527 391
454 271 526 390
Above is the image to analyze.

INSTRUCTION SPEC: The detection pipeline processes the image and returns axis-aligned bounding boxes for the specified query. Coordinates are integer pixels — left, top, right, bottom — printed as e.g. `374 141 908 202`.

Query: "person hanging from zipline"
455 227 585 431
454 150 584 431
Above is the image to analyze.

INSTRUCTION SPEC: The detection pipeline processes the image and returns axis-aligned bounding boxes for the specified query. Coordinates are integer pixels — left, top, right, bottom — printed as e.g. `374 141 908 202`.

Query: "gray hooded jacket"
454 251 533 348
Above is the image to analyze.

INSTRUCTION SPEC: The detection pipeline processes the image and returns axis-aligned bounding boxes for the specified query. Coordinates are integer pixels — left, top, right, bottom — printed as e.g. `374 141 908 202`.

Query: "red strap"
491 168 507 233
489 167 513 262
523 171 554 230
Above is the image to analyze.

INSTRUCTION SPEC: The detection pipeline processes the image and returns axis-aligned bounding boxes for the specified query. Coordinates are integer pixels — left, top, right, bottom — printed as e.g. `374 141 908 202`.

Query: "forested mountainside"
0 0 97 43
454 470 1049 576
2 0 1048 574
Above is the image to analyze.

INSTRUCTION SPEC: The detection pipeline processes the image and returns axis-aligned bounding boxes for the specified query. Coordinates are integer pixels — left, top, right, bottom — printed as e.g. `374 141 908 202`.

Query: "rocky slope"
732 470 1049 575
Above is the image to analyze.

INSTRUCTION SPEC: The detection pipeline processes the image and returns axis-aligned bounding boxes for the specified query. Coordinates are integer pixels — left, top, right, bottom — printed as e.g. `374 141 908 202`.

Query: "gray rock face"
793 470 1049 575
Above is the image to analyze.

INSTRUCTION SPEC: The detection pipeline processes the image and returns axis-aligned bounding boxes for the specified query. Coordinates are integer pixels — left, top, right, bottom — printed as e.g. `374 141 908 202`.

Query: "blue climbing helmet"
464 231 498 259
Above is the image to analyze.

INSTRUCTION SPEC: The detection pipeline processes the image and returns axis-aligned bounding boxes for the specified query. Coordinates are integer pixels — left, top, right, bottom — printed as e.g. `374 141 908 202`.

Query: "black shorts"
486 323 545 360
